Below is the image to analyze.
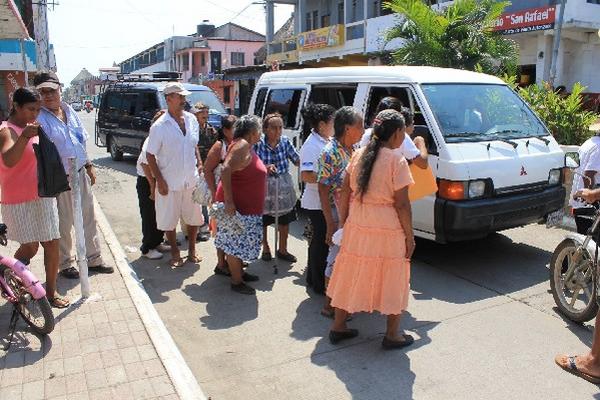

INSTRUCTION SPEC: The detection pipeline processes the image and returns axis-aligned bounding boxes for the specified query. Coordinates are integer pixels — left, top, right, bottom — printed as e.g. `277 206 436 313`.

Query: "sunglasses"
39 88 58 96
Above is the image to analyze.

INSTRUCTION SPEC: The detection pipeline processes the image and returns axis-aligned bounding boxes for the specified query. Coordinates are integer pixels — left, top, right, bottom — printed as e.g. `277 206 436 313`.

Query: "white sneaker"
156 243 171 252
143 249 163 260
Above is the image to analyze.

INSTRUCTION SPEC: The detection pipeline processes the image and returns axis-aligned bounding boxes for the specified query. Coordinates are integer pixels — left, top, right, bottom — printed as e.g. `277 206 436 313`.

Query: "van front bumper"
434 185 565 243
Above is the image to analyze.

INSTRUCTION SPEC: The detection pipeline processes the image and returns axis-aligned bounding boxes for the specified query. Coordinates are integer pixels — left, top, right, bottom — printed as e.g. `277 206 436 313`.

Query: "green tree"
384 0 518 75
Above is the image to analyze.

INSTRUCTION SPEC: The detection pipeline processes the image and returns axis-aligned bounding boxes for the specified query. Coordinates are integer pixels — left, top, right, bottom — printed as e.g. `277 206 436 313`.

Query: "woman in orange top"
0 88 68 308
326 109 414 349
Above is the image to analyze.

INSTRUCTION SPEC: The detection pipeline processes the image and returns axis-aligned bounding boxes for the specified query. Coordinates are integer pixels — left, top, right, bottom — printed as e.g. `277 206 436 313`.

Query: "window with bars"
231 52 245 66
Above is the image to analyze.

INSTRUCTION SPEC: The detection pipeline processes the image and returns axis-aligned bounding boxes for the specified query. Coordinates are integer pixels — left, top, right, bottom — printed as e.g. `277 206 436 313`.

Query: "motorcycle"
549 155 600 323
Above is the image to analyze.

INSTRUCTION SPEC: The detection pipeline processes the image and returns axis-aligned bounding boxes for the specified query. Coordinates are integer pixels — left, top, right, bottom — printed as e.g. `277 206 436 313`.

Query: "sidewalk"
0 202 203 400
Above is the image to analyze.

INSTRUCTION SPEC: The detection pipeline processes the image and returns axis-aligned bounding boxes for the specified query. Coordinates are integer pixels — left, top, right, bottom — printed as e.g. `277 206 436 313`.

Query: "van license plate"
546 209 564 228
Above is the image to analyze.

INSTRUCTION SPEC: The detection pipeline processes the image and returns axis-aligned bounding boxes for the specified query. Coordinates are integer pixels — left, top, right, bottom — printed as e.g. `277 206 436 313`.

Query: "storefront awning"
0 0 29 40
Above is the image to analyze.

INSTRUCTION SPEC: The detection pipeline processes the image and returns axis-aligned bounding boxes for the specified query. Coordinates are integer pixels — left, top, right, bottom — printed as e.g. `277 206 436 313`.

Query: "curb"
93 196 207 400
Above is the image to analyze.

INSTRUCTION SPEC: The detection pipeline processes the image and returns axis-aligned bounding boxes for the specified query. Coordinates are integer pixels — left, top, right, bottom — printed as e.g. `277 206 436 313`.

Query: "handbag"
408 164 438 202
263 172 297 217
192 173 212 206
32 126 70 197
209 202 245 235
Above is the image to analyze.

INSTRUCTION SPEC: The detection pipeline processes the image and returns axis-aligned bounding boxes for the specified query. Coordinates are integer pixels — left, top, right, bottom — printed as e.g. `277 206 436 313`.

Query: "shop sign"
493 6 556 35
297 25 344 51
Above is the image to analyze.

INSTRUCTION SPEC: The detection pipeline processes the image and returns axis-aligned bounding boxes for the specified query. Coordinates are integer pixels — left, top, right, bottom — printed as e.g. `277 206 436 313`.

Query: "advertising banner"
297 25 344 51
493 5 557 35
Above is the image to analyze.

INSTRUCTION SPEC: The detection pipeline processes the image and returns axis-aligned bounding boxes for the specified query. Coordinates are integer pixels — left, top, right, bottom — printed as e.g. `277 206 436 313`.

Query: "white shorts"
155 188 204 231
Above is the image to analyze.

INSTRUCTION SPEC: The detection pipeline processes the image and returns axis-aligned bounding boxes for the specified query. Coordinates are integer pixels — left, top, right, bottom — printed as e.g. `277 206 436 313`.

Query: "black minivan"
95 72 227 160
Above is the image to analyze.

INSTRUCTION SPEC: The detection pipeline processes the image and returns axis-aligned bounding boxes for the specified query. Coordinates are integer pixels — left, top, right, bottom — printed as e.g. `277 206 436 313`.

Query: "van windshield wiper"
444 131 482 138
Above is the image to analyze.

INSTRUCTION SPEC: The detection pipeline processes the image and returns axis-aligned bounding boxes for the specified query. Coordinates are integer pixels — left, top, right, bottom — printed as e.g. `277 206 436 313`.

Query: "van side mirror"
565 153 579 169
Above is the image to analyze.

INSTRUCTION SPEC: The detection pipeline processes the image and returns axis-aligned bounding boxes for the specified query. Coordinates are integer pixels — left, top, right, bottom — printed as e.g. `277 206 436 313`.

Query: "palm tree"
384 0 518 75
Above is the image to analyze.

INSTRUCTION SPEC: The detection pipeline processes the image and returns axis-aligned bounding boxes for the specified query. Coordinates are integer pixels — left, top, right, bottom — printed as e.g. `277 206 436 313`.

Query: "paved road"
82 112 598 399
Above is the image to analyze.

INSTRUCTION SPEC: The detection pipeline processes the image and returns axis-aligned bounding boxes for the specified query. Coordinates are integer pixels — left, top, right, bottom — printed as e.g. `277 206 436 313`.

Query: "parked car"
249 66 566 243
95 75 227 161
71 102 82 111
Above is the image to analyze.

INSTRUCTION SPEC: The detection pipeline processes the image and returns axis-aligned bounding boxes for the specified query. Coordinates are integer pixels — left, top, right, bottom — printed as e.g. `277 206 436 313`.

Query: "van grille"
494 181 548 197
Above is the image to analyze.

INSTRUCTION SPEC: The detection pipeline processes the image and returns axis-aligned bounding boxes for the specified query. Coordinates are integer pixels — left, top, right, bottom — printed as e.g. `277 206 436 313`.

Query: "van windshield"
159 89 226 114
421 84 548 143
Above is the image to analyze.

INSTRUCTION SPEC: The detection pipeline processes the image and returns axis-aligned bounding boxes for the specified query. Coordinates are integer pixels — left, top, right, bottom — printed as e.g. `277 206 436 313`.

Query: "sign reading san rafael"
493 6 556 35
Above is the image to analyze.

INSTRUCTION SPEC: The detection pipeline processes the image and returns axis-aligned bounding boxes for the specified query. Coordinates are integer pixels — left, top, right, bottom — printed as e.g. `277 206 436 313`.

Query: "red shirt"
0 121 39 204
215 150 267 215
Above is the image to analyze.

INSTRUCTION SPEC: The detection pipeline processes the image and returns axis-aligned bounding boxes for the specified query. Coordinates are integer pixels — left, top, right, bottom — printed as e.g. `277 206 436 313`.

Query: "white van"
248 66 565 243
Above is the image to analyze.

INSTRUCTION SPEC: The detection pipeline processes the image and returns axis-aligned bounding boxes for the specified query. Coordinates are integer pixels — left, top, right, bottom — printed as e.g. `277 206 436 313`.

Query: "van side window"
138 92 159 115
308 85 357 109
103 92 121 115
253 88 268 117
265 89 304 129
120 93 138 116
365 86 411 126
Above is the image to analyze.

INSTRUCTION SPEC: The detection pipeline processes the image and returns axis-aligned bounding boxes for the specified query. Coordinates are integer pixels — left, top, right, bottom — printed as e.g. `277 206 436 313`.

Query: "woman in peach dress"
326 109 415 349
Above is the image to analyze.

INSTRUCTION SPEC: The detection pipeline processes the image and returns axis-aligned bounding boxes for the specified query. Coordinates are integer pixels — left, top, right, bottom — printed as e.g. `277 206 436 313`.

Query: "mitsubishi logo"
520 166 527 176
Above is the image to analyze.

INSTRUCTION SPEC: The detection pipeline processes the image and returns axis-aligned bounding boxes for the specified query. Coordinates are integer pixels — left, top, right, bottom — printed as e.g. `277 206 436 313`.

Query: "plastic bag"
263 172 297 217
192 173 212 206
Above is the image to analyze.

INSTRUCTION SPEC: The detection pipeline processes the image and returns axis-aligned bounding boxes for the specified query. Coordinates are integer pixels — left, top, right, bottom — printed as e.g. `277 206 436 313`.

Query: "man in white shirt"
146 82 204 267
569 134 600 234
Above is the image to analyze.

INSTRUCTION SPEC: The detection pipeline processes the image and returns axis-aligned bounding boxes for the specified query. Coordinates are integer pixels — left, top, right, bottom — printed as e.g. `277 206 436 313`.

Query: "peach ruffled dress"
327 147 414 315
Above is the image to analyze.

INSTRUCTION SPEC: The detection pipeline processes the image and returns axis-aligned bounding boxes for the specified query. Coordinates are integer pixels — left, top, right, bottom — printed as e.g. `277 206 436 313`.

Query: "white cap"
163 82 191 96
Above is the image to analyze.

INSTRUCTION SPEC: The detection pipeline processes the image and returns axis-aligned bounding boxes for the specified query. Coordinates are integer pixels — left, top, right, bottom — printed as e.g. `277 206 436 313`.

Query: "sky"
46 0 294 86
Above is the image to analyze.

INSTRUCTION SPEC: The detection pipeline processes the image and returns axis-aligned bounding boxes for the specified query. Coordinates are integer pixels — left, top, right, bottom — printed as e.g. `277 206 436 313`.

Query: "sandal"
261 251 272 261
276 251 297 263
214 265 231 277
169 258 185 268
555 355 600 384
59 266 79 280
48 294 70 309
186 255 202 264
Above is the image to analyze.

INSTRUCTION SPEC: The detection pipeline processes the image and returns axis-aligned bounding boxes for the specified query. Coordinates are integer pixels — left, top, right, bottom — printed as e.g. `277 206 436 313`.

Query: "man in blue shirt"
35 72 112 279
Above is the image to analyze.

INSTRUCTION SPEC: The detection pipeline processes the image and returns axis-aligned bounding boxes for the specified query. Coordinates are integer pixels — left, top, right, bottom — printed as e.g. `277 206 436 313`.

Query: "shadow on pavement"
412 232 553 303
93 155 137 177
131 256 199 303
308 312 436 399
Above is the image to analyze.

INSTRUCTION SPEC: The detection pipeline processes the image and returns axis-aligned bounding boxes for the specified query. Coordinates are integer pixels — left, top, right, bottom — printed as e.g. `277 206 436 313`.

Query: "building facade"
119 22 265 112
266 0 600 108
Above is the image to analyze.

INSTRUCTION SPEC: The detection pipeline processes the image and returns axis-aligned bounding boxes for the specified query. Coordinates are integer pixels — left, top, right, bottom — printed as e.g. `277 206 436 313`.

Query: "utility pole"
549 0 567 87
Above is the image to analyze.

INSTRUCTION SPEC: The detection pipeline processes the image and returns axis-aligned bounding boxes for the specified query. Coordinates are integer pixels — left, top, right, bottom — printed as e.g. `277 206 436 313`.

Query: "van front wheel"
108 136 124 161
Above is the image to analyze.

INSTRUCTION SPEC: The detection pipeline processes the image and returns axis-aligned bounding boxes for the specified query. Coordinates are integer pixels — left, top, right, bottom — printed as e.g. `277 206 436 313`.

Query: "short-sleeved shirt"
570 135 600 209
358 128 421 160
37 102 89 172
300 130 330 210
316 138 352 207
136 138 149 177
253 134 300 175
197 123 218 163
146 111 200 191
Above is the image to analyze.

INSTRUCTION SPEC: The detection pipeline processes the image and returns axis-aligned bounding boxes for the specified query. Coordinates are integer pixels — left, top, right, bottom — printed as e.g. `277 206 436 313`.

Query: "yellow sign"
297 25 345 51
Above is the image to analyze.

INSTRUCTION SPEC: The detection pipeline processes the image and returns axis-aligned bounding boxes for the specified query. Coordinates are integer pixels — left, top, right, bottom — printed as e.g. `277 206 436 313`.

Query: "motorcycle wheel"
3 268 55 334
550 238 599 323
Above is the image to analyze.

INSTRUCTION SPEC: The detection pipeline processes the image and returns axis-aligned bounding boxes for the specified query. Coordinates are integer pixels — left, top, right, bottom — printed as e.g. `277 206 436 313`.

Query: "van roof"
257 66 505 85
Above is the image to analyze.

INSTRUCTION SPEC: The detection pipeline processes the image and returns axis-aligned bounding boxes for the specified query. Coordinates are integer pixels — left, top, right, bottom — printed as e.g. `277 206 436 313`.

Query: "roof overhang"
0 0 29 39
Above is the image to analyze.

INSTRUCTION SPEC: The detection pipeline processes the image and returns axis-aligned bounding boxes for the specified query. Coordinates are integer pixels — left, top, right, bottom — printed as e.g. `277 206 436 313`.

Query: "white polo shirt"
300 131 330 210
570 135 600 209
358 128 421 160
136 138 149 177
146 111 200 191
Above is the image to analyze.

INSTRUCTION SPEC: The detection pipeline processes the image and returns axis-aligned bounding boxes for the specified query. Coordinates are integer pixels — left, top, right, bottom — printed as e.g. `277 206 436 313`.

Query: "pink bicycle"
0 224 54 349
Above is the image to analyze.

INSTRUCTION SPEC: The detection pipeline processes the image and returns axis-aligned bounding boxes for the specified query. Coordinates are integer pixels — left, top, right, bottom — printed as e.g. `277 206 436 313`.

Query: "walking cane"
273 172 279 275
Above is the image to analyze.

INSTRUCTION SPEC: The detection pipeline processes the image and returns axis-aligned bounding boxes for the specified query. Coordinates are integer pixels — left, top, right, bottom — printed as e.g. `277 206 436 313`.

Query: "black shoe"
276 251 297 263
196 232 210 242
329 329 359 344
230 282 256 295
242 272 259 282
59 266 79 279
89 264 114 274
214 265 231 276
261 251 272 261
382 334 414 350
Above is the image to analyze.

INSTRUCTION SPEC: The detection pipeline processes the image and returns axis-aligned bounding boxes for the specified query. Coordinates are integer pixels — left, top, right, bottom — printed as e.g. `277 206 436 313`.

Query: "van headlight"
438 179 490 200
548 169 561 186
468 180 487 198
